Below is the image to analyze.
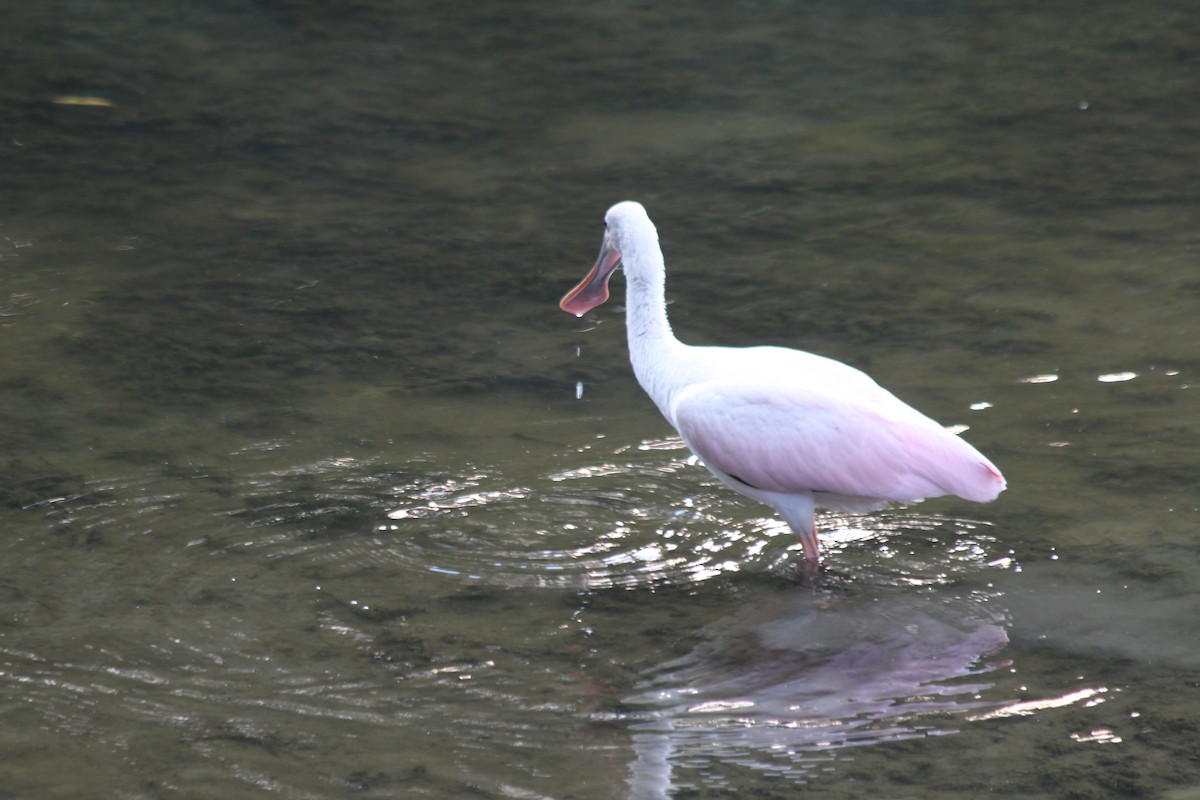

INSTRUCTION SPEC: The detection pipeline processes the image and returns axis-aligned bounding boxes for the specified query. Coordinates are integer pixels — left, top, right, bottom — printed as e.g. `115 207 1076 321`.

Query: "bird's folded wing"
670 377 1003 503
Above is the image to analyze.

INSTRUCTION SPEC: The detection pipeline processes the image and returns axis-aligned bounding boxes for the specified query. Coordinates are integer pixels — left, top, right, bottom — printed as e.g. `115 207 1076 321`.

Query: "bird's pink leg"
797 518 821 567
772 493 821 567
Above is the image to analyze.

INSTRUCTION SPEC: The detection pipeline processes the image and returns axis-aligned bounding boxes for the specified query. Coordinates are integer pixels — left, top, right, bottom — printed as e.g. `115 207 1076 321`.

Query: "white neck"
622 245 688 418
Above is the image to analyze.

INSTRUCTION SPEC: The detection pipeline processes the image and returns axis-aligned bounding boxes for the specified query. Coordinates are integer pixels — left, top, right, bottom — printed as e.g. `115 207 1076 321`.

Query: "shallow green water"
3 1 1199 798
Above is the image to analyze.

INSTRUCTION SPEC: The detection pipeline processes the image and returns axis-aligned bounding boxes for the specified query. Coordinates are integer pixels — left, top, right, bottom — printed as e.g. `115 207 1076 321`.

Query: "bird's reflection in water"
622 590 1009 797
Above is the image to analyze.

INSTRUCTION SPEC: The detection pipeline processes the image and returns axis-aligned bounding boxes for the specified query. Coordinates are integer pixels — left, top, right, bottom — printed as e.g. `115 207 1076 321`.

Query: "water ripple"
619 590 1012 797
356 444 1012 592
0 448 1022 799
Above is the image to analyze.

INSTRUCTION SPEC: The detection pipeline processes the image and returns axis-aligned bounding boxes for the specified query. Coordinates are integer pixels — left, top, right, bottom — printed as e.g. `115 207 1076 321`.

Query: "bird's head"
560 201 657 317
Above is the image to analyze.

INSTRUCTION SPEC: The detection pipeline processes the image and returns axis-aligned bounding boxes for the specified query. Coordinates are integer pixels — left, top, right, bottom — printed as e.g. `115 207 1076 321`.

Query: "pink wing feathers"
670 377 1005 505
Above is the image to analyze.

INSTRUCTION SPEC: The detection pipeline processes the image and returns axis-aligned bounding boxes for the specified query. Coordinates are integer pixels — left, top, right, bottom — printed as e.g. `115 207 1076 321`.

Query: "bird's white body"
561 201 1005 565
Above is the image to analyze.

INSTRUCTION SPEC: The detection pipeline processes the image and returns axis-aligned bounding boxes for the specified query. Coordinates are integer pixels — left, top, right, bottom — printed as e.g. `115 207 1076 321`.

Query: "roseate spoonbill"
560 201 1005 566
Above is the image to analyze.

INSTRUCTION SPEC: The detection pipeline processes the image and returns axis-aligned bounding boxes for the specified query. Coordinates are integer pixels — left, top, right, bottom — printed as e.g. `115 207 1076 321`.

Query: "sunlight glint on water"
3 0 1199 796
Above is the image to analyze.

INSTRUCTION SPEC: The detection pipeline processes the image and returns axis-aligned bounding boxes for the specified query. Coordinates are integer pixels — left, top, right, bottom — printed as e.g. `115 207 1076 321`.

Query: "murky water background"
3 1 1199 797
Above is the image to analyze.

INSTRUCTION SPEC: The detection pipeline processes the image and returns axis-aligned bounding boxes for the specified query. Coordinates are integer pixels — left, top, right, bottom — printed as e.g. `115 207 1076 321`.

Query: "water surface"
3 1 1199 798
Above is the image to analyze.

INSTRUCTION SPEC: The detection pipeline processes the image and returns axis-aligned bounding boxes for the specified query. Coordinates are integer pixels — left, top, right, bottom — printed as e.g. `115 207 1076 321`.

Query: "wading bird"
560 201 1005 566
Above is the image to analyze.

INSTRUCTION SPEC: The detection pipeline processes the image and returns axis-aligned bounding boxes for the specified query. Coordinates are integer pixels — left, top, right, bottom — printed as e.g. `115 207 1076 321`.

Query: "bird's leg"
790 519 822 587
773 494 822 568
796 519 821 568
777 496 825 566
